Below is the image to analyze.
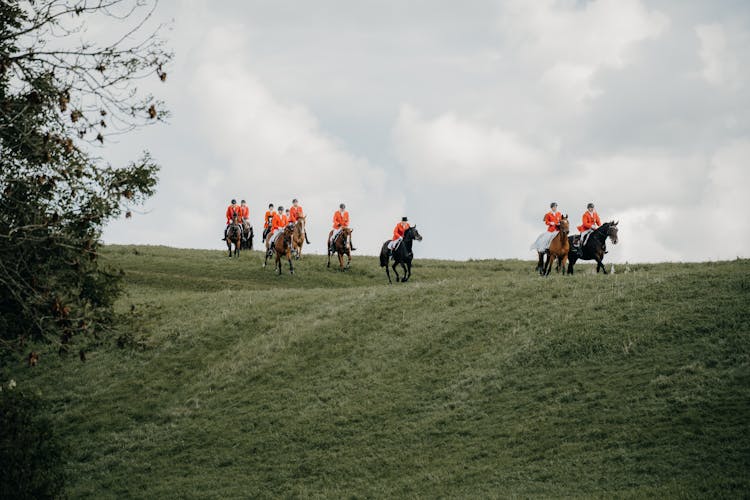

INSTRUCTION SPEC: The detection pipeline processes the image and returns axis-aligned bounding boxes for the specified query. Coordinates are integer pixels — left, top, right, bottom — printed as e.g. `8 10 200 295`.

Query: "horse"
240 219 254 250
567 221 619 275
291 216 311 259
226 214 242 257
379 226 423 283
327 227 353 271
264 225 295 275
542 215 570 276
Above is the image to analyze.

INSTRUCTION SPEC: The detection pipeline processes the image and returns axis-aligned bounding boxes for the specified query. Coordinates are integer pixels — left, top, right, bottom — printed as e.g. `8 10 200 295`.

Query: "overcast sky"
100 0 750 262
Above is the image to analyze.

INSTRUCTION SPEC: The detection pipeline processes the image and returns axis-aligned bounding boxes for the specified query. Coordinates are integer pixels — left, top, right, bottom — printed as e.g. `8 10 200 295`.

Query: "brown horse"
291 216 310 259
327 227 352 271
226 213 242 257
542 215 570 276
264 225 295 275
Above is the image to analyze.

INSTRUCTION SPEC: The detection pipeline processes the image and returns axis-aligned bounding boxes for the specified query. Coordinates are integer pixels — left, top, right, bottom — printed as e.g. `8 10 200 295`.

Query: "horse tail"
379 242 389 267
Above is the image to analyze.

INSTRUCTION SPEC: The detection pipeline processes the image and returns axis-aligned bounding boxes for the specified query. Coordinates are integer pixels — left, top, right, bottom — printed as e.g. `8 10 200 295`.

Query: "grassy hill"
4 245 750 498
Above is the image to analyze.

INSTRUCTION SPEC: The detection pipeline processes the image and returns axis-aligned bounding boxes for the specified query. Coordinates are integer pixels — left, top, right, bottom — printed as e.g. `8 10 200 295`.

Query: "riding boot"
222 227 227 241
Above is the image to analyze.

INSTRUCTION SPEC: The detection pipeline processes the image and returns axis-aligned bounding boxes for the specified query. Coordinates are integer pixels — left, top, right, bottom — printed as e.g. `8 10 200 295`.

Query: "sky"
99 0 750 262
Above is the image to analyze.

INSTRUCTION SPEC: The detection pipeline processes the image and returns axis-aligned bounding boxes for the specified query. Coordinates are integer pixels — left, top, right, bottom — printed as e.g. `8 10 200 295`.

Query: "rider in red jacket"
575 202 601 256
388 217 410 250
223 199 240 240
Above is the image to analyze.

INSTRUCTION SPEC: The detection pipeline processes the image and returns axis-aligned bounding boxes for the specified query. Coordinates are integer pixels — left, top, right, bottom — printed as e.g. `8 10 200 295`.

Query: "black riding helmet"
587 202 595 209
231 199 237 204
550 202 558 208
339 203 346 209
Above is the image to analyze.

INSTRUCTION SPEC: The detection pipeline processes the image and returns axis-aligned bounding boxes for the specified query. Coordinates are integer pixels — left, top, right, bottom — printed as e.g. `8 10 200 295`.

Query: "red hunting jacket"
226 205 240 224
577 211 601 232
544 211 562 232
333 210 350 229
392 222 410 241
289 205 304 223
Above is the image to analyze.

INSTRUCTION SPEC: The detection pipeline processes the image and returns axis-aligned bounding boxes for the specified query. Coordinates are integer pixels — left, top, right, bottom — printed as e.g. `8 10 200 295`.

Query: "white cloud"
501 0 669 102
393 104 546 183
696 23 742 89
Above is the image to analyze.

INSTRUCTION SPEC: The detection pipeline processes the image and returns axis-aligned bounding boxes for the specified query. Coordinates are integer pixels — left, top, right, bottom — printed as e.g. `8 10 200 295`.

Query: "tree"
0 0 171 353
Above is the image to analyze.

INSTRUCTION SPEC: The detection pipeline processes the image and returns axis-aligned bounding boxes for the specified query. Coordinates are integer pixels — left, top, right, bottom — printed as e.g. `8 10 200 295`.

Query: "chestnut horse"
379 226 423 283
542 215 570 276
264 225 295 275
226 213 242 257
567 221 619 275
327 227 353 271
291 216 311 259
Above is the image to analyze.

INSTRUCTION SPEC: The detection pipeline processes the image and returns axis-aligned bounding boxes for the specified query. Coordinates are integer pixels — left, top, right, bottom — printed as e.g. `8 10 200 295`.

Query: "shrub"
0 382 66 498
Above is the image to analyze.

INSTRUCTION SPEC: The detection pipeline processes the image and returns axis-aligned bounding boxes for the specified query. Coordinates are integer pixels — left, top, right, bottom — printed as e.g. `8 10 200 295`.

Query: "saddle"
572 232 607 254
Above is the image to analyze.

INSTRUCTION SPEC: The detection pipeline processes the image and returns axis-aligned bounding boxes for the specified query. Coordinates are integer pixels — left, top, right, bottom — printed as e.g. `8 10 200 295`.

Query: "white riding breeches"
531 231 558 252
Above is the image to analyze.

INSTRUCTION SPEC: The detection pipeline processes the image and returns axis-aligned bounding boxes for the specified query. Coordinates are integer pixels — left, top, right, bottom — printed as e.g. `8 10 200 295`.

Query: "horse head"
607 220 619 244
558 215 569 235
407 226 423 241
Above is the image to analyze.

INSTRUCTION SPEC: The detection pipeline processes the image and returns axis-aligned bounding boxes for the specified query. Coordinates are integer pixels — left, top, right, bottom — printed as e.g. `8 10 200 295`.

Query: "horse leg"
227 240 231 258
561 253 569 275
385 260 392 284
536 252 544 274
400 262 408 282
338 252 344 271
404 260 412 282
392 261 400 282
567 255 576 275
288 252 294 275
345 251 351 270
275 253 282 275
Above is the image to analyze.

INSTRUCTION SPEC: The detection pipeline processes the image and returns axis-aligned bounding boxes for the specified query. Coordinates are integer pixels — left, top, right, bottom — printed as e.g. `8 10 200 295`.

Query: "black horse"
567 221 619 275
379 226 423 283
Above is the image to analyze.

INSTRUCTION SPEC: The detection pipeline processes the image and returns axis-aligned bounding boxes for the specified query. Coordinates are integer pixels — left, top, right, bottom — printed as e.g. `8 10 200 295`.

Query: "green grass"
4 245 750 498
